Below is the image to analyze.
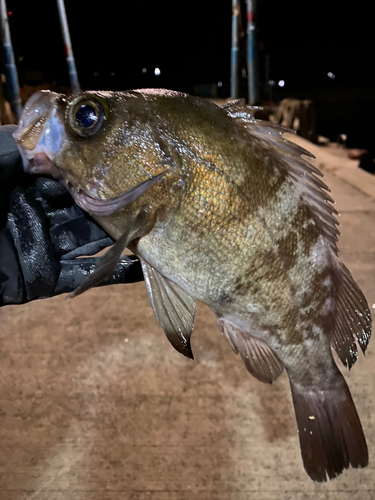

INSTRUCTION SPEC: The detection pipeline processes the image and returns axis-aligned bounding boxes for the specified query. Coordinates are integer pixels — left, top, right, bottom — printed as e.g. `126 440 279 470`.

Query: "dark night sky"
4 0 375 142
7 0 375 88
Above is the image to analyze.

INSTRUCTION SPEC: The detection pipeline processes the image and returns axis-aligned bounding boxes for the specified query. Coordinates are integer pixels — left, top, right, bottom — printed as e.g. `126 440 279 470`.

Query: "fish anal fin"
141 260 196 359
217 318 284 384
331 261 372 369
290 372 368 482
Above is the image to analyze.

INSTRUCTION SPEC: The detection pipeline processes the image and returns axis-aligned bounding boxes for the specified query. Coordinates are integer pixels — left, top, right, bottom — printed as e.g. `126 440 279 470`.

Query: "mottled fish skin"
14 89 372 482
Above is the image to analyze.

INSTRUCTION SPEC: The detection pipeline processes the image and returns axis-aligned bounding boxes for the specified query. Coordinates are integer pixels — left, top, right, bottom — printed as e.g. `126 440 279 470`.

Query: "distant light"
7 11 12 17
268 79 276 87
217 81 223 87
154 67 161 76
142 67 147 73
327 71 336 79
278 80 285 87
111 72 115 77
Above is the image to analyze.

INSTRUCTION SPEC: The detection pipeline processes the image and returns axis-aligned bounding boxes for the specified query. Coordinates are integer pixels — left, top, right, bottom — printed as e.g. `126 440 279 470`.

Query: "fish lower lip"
21 151 63 180
63 181 84 198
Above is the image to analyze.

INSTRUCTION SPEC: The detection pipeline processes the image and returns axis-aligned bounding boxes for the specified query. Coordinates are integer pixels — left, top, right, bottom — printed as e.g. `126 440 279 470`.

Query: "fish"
14 88 372 482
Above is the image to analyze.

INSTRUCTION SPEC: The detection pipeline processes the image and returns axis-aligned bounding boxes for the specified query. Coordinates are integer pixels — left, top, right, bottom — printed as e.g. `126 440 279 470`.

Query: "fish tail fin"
289 372 368 482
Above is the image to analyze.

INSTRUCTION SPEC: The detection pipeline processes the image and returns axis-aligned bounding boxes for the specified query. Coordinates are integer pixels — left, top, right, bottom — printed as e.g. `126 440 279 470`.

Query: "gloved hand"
0 125 144 306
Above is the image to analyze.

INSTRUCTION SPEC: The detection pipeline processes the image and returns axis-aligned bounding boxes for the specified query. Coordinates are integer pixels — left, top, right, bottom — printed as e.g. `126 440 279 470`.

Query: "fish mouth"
64 169 169 217
21 150 64 180
18 141 169 217
14 88 169 217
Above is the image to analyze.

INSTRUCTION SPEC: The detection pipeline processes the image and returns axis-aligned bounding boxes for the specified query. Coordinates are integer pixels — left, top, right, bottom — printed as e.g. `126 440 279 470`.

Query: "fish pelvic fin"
217 318 284 384
289 372 368 482
141 260 196 359
331 261 372 369
68 208 156 298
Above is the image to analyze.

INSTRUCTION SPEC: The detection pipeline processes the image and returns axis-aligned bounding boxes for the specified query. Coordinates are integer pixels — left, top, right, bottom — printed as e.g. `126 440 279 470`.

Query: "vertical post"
246 0 258 104
56 0 80 93
230 0 239 99
0 0 22 120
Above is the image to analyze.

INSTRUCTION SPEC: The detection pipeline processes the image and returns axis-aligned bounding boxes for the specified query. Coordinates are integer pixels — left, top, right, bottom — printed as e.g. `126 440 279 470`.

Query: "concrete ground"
1 135 375 500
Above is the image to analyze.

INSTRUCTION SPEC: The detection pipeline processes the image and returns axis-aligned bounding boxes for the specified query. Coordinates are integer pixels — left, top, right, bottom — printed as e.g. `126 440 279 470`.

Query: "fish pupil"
76 104 98 128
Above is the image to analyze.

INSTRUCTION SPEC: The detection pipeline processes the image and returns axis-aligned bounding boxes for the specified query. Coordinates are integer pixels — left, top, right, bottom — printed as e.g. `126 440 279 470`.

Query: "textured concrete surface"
1 137 375 499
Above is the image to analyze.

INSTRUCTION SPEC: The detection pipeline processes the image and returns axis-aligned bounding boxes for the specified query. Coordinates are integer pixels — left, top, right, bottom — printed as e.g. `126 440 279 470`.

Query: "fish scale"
14 88 371 482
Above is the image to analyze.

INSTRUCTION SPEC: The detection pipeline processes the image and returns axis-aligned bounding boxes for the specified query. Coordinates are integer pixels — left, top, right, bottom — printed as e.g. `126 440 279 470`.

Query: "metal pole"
246 0 258 104
0 0 22 120
56 0 80 93
230 0 239 99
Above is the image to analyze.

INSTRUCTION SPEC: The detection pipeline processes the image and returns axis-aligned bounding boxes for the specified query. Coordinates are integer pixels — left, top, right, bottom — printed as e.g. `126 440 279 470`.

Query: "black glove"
0 125 144 306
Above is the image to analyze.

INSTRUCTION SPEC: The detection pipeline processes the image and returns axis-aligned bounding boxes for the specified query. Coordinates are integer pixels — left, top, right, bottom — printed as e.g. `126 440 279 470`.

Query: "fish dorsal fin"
220 99 261 120
254 121 340 253
221 102 372 368
217 318 284 384
221 101 340 254
141 260 196 359
331 261 372 369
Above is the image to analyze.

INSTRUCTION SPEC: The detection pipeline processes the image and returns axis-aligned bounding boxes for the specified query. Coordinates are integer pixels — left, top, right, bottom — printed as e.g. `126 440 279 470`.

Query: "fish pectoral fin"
141 260 196 359
217 318 283 384
68 208 156 298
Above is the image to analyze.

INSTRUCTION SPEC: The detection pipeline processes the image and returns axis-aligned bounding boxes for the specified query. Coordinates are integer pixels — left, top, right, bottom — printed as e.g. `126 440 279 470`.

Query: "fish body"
14 89 372 481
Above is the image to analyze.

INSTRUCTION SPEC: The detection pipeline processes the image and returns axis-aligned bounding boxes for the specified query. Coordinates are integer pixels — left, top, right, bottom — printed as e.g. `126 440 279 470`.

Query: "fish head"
14 90 173 216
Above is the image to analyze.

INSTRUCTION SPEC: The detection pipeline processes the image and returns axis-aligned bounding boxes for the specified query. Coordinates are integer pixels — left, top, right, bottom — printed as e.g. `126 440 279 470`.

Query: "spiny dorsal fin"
221 101 340 254
217 318 284 384
223 101 371 369
246 120 371 369
220 99 262 120
141 260 196 359
221 101 372 369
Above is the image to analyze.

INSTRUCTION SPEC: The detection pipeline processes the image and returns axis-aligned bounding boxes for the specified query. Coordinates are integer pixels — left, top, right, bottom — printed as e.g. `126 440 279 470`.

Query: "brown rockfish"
14 89 372 481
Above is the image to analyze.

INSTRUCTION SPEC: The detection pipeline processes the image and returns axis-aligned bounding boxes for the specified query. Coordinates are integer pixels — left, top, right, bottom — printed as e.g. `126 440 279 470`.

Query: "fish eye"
69 97 105 137
76 104 99 128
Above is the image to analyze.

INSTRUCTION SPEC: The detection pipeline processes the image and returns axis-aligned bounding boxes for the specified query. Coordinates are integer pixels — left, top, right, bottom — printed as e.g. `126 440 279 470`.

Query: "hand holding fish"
0 125 144 306
14 89 372 481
